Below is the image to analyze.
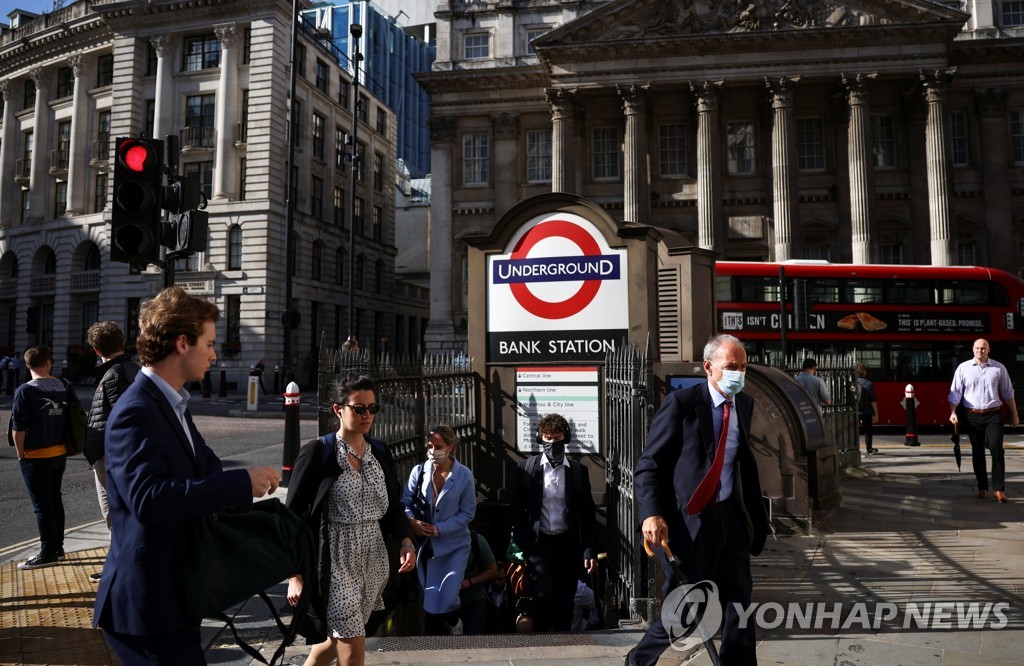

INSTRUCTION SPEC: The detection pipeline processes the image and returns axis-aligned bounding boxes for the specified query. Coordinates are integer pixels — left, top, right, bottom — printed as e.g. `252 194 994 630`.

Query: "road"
0 396 320 552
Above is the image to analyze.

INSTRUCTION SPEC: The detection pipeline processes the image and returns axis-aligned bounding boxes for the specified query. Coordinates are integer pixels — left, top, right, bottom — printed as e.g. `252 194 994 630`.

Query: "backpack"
60 379 87 457
857 379 873 415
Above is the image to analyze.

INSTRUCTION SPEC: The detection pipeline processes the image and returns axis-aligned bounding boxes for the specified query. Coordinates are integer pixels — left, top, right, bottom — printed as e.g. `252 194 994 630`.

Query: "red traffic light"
118 140 157 173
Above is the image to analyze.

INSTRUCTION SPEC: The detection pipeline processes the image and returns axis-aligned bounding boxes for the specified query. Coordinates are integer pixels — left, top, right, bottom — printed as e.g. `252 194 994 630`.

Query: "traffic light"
161 173 207 253
111 138 164 267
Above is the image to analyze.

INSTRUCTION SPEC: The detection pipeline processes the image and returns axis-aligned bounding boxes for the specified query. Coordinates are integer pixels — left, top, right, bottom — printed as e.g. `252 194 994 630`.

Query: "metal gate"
603 338 656 622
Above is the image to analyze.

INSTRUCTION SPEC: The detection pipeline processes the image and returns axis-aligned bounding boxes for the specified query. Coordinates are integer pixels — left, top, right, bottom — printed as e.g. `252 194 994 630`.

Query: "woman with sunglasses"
286 374 415 666
401 424 477 635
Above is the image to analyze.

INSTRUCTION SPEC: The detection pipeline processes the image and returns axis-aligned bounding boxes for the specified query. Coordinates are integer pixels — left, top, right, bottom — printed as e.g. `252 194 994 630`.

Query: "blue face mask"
717 369 746 396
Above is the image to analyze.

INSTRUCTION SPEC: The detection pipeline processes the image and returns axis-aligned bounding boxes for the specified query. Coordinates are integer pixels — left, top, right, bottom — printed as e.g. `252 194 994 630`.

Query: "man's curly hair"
537 413 569 439
86 321 126 357
136 287 220 367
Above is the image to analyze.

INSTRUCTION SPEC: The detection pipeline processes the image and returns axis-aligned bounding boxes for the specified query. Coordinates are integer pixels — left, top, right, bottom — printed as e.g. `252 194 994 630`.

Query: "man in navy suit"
93 287 280 665
509 413 597 632
627 334 769 665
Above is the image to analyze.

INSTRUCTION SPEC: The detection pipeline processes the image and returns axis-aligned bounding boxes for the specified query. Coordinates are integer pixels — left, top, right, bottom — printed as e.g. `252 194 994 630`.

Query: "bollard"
219 368 228 398
202 370 212 398
282 381 301 487
903 383 920 446
273 364 281 395
61 359 68 379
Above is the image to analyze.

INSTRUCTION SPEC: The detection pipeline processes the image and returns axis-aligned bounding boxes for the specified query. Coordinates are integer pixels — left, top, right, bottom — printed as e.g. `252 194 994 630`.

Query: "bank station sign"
487 212 629 363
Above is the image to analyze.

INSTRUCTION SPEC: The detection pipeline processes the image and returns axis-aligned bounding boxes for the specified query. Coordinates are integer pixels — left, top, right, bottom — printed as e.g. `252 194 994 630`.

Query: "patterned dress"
325 438 390 638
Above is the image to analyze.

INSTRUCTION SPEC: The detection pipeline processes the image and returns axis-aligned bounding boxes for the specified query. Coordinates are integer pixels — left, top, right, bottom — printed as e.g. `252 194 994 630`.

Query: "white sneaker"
448 618 463 636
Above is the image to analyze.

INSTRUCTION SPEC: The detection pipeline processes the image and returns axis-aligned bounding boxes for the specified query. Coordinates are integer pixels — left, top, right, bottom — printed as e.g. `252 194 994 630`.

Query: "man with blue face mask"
626 334 769 666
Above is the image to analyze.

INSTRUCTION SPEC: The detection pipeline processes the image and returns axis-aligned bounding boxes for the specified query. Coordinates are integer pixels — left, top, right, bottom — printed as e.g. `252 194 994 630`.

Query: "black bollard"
904 383 920 446
219 368 228 398
273 365 281 395
202 370 212 399
281 381 301 487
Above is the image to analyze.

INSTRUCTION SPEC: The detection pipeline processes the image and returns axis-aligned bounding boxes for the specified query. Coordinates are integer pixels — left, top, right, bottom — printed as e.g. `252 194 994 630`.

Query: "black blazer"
509 454 597 560
635 382 769 561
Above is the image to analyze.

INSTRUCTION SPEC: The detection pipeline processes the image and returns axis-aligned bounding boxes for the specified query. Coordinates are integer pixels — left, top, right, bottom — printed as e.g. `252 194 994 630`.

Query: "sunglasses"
342 403 381 415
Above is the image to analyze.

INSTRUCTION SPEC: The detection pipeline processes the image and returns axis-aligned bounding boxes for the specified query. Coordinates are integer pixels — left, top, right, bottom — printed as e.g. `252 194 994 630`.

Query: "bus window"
988 283 1010 307
845 279 883 304
850 343 883 373
736 276 779 303
715 275 734 301
807 279 840 304
936 280 988 305
890 344 939 383
888 280 932 305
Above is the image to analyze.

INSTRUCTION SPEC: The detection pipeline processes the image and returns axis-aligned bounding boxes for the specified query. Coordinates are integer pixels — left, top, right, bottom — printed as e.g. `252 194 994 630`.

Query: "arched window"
227 225 242 270
44 250 57 274
84 244 101 271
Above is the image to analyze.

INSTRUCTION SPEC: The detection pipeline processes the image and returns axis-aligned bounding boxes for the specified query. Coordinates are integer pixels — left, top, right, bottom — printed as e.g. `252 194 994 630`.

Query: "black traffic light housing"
161 172 208 254
111 137 164 267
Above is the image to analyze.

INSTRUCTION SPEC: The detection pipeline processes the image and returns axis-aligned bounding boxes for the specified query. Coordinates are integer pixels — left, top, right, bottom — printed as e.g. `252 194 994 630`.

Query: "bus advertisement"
714 262 1024 426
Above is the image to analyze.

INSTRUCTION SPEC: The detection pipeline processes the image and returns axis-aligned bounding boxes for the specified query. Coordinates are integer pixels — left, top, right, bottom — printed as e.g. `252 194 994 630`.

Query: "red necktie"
687 401 731 516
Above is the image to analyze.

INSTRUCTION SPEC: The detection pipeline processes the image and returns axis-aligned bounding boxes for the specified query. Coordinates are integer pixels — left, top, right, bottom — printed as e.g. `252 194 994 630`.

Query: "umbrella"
951 423 961 471
645 538 722 666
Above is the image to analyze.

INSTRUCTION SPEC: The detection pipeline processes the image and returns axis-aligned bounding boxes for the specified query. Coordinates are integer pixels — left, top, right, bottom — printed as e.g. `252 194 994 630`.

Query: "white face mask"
427 448 449 464
718 369 746 396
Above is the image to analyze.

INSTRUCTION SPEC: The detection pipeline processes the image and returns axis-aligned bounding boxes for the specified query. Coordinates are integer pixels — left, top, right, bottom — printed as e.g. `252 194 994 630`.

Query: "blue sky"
1 0 56 23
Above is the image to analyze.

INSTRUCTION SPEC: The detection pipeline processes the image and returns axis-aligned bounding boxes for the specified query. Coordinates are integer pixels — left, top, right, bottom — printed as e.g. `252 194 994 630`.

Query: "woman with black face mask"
401 424 477 635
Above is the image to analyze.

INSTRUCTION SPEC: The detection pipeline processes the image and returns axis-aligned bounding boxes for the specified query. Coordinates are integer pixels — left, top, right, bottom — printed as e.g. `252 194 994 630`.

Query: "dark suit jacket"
635 382 769 562
93 372 252 636
509 454 597 560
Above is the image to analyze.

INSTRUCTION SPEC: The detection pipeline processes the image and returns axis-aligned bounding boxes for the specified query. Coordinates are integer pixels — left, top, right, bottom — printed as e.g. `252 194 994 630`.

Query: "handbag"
408 462 431 522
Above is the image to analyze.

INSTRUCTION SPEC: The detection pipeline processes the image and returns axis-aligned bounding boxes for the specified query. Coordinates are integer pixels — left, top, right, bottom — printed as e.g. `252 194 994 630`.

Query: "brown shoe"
994 490 1007 503
977 490 988 499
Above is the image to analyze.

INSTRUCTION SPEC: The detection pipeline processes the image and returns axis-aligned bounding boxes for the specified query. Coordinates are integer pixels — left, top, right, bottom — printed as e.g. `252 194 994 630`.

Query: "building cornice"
93 0 285 28
415 64 548 95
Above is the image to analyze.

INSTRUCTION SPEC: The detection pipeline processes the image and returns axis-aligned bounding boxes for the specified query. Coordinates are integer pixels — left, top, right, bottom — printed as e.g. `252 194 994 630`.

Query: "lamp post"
347 22 363 347
281 0 300 381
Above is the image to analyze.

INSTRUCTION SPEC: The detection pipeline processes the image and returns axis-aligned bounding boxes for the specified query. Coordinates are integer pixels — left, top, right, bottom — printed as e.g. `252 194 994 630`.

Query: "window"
336 247 345 285
658 124 687 177
225 295 241 350
335 127 347 171
296 44 306 79
97 111 111 161
228 225 242 270
357 94 368 123
726 122 756 174
871 114 896 168
54 182 67 218
239 158 247 200
354 142 365 183
243 29 252 64
334 187 345 227
183 34 221 71
1014 110 1024 165
372 205 382 241
354 196 364 235
879 243 903 264
1003 0 1024 25
526 28 548 56
23 130 32 166
145 41 158 76
291 100 302 145
183 161 214 200
145 100 155 138
94 173 107 213
23 79 35 110
312 113 325 159
20 188 28 223
184 94 216 148
526 129 552 182
56 67 74 99
376 108 387 135
312 241 323 281
796 117 825 171
463 133 489 185
315 59 329 93
291 164 298 208
464 33 489 59
311 176 323 219
55 121 71 169
338 76 349 108
373 152 383 191
96 55 113 87
239 89 249 142
957 241 976 266
592 127 620 180
802 245 831 261
950 111 968 167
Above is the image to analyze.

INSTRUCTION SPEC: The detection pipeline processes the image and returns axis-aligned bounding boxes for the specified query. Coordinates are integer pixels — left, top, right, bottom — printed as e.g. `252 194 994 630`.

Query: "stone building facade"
417 0 1024 352
0 0 425 386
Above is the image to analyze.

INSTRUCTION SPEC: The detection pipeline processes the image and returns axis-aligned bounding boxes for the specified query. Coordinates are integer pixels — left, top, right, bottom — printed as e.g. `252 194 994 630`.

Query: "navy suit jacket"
93 372 252 636
509 454 597 560
635 382 768 562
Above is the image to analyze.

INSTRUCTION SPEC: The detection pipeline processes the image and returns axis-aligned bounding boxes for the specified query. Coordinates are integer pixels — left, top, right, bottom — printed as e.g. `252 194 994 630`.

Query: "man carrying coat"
627 334 769 665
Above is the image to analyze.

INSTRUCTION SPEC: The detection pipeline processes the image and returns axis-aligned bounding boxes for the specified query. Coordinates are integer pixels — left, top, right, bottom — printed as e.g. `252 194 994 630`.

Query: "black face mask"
536 431 570 467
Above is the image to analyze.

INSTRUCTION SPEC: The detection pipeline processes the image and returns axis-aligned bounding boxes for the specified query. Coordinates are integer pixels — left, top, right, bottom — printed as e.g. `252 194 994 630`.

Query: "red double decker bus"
715 261 1024 425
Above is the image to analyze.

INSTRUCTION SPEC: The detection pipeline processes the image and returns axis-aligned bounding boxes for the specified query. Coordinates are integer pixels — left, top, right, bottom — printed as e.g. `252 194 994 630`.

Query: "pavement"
2 427 1024 665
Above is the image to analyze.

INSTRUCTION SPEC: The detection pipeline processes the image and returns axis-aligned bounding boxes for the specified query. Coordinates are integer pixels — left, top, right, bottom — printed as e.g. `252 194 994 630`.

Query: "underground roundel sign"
487 212 628 363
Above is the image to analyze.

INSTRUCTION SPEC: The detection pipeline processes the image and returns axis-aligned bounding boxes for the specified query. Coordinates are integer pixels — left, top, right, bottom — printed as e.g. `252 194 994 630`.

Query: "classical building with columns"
0 0 426 386
417 0 1024 352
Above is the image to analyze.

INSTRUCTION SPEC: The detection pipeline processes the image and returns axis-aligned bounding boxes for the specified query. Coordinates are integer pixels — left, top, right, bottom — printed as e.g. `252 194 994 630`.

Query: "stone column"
0 81 17 226
213 23 238 200
64 54 89 215
843 72 877 265
975 88 1012 270
767 76 799 262
618 84 650 225
691 81 723 252
424 115 457 351
545 88 577 193
492 112 518 218
150 36 170 142
28 67 51 223
921 68 956 267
